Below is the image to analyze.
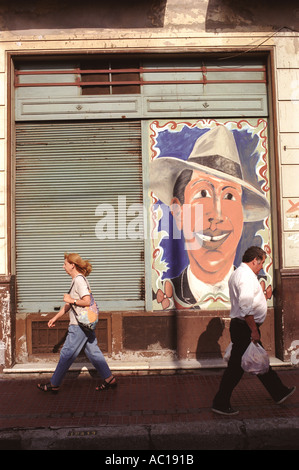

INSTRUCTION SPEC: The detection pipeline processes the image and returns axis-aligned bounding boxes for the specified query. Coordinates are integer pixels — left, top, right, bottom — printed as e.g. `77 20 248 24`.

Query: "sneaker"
276 386 296 405
212 405 239 416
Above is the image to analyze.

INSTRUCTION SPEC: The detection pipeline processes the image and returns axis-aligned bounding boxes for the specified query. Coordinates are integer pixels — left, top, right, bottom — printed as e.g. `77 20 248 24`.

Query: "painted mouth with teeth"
195 229 231 249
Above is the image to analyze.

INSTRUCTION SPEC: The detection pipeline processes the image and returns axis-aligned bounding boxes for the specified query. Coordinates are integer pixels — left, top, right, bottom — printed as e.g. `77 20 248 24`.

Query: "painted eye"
223 192 236 200
195 189 212 199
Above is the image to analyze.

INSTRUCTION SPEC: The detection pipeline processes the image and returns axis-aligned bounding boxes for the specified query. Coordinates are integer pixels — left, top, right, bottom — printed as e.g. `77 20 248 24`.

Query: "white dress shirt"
228 262 267 324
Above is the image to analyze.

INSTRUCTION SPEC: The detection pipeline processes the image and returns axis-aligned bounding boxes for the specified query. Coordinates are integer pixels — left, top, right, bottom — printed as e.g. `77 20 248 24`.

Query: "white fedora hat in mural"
150 125 269 222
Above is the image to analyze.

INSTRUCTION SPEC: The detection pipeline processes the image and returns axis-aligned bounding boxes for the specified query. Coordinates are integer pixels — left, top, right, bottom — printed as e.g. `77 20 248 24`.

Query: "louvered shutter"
15 121 144 312
15 59 268 120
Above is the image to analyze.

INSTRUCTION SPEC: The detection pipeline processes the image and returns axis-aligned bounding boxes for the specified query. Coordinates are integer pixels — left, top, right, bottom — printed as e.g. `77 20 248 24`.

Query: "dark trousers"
213 318 289 408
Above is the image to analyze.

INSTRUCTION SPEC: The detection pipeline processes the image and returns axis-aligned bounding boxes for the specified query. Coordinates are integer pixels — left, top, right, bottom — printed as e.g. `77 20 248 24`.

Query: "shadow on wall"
196 317 225 360
0 0 167 30
206 0 299 32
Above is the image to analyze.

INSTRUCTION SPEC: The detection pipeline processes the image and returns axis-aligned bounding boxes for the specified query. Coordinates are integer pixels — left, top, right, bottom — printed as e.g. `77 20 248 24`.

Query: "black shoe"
276 386 296 404
212 405 239 416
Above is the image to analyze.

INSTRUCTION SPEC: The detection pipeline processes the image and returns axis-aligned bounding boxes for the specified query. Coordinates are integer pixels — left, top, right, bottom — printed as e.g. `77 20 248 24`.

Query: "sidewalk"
0 365 298 450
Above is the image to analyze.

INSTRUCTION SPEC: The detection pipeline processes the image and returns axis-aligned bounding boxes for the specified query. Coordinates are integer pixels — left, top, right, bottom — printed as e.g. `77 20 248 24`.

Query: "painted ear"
170 198 183 230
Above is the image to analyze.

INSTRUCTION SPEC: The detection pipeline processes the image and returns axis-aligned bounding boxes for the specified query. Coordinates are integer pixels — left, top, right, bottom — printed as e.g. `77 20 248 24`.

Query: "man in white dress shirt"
212 246 296 416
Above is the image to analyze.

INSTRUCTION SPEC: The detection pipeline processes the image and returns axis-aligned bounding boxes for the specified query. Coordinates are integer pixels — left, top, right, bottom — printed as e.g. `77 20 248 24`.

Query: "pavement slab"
0 368 298 450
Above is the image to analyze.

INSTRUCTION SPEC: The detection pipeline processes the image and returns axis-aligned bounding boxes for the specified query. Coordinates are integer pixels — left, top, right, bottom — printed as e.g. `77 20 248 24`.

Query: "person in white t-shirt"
212 246 296 416
37 253 117 394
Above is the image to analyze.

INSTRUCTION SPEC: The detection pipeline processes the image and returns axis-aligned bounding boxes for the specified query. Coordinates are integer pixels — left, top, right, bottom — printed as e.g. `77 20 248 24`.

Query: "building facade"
0 0 299 370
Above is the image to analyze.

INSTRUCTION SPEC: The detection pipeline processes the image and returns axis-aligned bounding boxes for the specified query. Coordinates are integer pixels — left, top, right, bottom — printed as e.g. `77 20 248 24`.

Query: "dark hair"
242 246 267 263
173 169 193 203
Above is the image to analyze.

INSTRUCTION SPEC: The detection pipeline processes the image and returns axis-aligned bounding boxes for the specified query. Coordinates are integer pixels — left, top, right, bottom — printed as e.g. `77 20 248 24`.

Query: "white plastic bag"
223 342 233 362
241 342 270 375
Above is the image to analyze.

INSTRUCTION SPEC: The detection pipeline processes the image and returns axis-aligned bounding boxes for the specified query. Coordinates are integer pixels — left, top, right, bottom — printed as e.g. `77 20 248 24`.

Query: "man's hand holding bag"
241 342 270 375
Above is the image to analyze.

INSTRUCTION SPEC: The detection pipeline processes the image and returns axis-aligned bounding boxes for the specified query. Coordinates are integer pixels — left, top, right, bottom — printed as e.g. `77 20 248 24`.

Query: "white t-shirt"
228 262 267 325
68 275 91 325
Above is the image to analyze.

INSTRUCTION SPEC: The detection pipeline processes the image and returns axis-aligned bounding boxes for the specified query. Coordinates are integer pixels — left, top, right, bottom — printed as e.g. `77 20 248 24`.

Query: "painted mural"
149 119 273 310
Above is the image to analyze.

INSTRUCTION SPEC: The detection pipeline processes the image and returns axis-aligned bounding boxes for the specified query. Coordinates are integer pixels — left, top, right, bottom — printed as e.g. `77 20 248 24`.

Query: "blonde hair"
64 253 92 277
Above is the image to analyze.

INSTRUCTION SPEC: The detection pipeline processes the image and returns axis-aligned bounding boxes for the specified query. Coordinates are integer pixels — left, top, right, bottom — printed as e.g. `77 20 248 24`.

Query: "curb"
1 417 299 450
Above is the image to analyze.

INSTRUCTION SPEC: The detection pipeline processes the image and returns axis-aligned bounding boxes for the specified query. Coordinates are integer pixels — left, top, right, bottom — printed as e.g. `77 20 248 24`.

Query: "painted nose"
208 198 224 230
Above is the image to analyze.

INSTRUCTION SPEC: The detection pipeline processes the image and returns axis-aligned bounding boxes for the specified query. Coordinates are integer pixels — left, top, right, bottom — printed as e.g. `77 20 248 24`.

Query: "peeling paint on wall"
0 340 5 365
0 286 12 367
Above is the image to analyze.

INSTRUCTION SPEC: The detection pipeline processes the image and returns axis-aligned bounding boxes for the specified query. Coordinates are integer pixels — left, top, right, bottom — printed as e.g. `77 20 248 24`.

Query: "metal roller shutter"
15 120 144 312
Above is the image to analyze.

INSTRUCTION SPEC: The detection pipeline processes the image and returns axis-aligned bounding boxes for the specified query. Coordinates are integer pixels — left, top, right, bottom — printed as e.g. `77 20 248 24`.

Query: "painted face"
172 169 244 284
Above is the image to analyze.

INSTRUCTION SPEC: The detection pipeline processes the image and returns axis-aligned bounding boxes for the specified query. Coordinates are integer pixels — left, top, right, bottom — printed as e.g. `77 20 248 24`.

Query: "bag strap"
68 274 90 320
68 274 90 294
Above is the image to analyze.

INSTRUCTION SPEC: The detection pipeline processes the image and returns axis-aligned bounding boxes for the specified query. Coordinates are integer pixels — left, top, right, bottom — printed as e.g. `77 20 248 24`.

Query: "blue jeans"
51 325 112 387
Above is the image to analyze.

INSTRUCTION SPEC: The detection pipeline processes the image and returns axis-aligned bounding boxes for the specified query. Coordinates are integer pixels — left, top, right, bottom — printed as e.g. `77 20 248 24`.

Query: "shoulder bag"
69 275 99 332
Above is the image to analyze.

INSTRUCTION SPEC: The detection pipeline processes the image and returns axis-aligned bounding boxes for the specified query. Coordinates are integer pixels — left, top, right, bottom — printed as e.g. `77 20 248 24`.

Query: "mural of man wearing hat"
150 124 270 309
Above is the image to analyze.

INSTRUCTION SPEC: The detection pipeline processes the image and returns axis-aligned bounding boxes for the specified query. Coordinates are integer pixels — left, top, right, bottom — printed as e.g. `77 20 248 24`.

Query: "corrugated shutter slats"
15 121 144 312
